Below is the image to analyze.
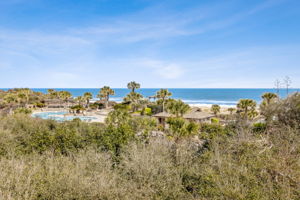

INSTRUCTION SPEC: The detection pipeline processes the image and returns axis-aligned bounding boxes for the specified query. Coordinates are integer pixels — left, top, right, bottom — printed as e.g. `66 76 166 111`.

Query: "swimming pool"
32 111 97 122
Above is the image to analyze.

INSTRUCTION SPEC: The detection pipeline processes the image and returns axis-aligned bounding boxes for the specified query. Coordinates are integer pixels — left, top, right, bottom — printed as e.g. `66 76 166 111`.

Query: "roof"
153 107 214 120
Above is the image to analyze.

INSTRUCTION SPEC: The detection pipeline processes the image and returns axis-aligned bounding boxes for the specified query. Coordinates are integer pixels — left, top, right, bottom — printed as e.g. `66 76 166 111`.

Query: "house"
153 107 214 125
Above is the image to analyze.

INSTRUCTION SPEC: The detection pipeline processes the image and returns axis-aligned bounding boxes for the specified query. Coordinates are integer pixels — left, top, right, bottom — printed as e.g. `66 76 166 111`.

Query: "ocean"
2 88 298 106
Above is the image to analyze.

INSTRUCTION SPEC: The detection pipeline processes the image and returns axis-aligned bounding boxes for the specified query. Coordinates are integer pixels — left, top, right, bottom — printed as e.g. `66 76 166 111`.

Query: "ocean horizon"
2 88 299 106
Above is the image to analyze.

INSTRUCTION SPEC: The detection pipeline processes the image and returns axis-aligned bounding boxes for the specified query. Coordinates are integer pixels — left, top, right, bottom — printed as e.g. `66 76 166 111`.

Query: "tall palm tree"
97 86 115 108
166 99 190 117
156 89 172 112
237 99 257 120
211 104 221 115
261 93 277 105
83 92 93 108
127 81 140 93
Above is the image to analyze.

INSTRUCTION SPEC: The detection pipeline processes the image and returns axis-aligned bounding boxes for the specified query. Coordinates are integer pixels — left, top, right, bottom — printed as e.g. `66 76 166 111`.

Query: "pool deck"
32 108 111 123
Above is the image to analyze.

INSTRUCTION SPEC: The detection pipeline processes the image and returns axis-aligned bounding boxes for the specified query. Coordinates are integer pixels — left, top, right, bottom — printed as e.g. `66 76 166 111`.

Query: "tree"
276 92 300 127
102 110 135 157
261 93 277 105
156 89 172 112
127 81 140 93
211 104 221 115
274 79 281 96
166 99 190 117
237 99 257 120
83 92 93 108
20 88 32 106
59 91 72 108
4 93 17 104
166 117 199 142
4 93 18 112
47 89 58 99
283 76 292 95
75 96 84 106
123 92 144 112
70 104 85 114
17 92 27 107
260 93 278 124
97 86 115 108
227 107 236 115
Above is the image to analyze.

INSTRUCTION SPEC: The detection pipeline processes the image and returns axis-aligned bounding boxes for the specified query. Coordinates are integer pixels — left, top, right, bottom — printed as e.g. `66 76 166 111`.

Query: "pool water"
32 111 97 122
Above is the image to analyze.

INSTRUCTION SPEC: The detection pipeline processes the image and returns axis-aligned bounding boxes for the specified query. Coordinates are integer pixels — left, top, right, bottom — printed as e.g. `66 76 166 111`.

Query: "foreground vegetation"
0 85 299 199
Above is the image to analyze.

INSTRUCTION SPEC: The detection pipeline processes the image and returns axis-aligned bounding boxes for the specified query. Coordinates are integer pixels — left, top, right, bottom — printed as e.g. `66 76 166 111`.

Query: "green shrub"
141 107 152 116
252 122 267 133
200 123 231 140
34 102 45 108
166 117 199 140
14 107 32 114
113 103 131 111
147 104 163 114
211 117 219 124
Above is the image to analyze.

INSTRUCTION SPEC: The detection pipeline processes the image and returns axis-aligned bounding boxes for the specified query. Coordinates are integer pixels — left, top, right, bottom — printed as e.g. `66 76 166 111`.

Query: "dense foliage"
0 88 299 199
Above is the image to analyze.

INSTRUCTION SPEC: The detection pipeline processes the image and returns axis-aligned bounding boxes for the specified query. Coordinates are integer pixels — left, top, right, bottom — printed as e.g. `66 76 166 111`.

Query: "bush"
34 102 45 108
0 98 299 199
276 93 300 127
14 107 32 114
147 104 163 114
113 103 131 111
141 107 152 116
211 117 219 124
166 117 199 140
200 123 231 140
89 102 105 109
252 122 267 133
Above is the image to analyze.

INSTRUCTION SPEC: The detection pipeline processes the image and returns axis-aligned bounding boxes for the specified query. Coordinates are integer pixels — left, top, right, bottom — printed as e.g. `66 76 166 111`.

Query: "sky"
0 0 299 88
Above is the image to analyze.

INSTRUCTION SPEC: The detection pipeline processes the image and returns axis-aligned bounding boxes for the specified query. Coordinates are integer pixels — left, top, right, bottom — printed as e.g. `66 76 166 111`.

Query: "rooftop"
153 107 214 120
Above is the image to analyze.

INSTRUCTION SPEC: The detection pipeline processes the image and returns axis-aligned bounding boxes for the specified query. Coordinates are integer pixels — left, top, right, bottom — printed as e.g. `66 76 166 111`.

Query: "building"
153 107 214 125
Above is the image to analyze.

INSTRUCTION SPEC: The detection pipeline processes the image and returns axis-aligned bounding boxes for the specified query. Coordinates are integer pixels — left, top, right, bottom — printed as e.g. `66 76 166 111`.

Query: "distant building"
153 107 214 125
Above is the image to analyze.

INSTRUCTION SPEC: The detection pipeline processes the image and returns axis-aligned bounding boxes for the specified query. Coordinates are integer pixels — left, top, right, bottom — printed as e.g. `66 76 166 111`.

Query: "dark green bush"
252 122 267 133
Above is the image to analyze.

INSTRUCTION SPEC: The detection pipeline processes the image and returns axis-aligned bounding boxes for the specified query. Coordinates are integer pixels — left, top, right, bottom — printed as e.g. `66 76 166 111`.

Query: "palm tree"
127 81 140 93
47 89 54 94
123 92 144 112
156 89 172 112
20 88 32 106
166 99 190 117
75 96 84 106
97 86 115 108
261 93 277 105
59 91 72 108
47 89 58 99
83 92 93 108
211 104 221 115
227 107 236 115
237 99 257 120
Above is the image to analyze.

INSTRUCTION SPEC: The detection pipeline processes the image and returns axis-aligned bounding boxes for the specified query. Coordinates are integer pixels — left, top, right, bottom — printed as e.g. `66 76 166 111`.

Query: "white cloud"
136 59 184 79
156 64 184 79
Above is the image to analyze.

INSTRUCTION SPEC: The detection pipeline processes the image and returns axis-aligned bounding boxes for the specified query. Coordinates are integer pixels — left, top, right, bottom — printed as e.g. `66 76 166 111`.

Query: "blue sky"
0 0 299 88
